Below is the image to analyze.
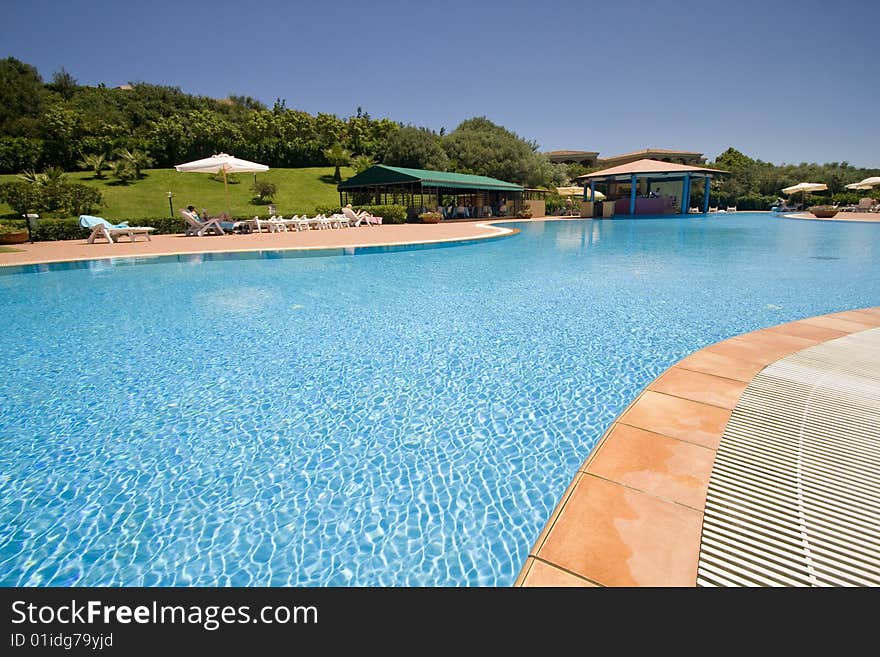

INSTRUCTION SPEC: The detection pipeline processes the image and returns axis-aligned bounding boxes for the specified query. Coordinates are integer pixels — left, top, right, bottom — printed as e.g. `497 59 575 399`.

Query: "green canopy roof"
338 165 523 192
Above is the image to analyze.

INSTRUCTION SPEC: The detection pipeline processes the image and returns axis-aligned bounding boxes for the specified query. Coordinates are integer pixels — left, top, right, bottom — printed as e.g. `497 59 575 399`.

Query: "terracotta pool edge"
0 222 519 268
516 306 880 587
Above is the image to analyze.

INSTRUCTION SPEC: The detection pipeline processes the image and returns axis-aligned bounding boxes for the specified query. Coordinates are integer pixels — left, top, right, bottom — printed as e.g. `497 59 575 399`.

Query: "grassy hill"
0 166 353 222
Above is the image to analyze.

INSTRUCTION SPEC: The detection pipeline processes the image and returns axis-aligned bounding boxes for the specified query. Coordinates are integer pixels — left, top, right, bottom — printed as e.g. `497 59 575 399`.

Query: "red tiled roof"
578 158 726 179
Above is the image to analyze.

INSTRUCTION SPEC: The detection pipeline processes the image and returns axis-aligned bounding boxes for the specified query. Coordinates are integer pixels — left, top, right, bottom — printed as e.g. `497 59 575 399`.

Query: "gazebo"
577 158 727 216
338 165 524 219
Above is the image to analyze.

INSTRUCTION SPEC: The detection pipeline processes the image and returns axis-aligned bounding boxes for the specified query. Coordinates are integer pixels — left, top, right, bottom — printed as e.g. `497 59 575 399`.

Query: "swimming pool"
1 214 878 586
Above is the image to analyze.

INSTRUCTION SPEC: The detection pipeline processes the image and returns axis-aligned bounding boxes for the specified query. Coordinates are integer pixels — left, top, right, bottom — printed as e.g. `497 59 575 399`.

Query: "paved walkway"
516 307 880 587
786 211 880 223
0 221 516 267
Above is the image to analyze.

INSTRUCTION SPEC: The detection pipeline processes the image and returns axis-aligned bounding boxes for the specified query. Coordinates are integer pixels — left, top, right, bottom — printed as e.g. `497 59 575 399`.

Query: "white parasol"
782 182 828 207
175 153 269 213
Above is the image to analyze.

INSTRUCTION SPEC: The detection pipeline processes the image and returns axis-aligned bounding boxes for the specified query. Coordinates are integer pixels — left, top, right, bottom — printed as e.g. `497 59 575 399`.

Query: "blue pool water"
1 214 879 586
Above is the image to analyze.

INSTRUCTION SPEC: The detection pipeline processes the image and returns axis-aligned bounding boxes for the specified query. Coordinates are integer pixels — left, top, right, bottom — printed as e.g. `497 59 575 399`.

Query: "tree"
382 126 448 170
48 68 78 100
351 154 375 174
323 143 351 182
108 159 135 183
77 152 107 178
443 117 552 186
116 148 154 178
565 162 588 181
0 57 46 136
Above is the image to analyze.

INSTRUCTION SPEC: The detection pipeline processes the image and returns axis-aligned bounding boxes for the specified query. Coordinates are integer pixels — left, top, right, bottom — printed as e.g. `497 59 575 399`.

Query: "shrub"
0 181 43 215
251 180 277 204
314 204 407 224
516 206 533 219
0 180 103 217
60 183 103 216
31 218 87 241
0 220 28 234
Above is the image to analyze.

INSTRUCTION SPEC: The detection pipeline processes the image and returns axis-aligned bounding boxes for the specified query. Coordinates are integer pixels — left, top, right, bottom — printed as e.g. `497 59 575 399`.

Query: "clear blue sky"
3 0 878 167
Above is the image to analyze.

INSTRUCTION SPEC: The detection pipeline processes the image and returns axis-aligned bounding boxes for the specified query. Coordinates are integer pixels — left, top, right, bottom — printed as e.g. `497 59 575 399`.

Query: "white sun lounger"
80 215 155 243
181 209 225 236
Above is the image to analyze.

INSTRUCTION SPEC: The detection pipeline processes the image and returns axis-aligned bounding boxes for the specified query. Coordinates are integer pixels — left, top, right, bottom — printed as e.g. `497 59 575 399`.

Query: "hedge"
313 204 407 224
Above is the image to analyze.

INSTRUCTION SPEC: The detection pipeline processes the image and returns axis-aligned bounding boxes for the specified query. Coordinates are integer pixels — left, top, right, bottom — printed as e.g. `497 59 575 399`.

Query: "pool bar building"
577 158 727 215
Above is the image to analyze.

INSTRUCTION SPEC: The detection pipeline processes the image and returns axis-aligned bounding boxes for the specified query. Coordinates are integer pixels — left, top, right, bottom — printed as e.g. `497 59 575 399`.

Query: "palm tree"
17 169 46 185
351 154 375 174
323 143 352 183
77 153 107 178
43 166 67 185
116 148 154 179
108 160 135 183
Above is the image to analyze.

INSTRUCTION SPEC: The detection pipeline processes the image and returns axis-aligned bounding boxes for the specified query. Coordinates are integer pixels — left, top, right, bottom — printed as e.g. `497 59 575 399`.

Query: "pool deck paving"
786 211 880 223
515 306 880 587
0 220 518 267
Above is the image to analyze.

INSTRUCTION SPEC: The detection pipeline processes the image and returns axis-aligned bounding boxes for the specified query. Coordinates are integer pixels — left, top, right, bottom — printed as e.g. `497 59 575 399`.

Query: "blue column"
629 174 637 215
702 175 711 213
682 174 691 214
590 179 596 201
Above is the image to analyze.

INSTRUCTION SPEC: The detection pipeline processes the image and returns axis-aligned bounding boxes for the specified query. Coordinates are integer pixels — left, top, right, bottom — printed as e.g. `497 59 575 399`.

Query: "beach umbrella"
556 186 606 201
174 153 269 213
558 186 605 215
556 186 604 216
782 182 828 207
846 176 880 189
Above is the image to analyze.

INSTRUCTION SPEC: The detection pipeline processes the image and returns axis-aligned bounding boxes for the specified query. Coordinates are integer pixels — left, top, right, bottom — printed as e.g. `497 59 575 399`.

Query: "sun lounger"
80 215 155 243
182 209 225 236
342 206 382 227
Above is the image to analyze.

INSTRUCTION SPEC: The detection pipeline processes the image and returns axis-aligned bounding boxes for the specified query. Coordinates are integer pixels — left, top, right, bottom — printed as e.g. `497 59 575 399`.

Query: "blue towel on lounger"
79 215 129 229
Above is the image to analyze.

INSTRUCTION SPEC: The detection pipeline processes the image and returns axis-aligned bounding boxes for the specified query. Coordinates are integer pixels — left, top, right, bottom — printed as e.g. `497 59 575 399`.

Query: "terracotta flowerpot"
810 208 838 218
0 231 29 244
421 215 442 224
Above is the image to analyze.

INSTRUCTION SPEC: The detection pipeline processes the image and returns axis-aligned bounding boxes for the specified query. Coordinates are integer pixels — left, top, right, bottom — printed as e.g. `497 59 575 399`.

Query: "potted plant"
809 205 839 218
419 211 442 224
0 222 29 244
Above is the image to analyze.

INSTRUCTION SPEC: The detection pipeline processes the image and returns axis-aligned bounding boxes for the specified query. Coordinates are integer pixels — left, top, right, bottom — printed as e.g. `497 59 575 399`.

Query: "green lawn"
0 166 352 222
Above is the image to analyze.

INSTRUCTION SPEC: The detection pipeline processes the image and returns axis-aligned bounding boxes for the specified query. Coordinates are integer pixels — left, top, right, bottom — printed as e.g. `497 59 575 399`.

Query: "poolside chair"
287 215 311 231
330 213 351 228
342 206 368 227
726 206 737 212
80 215 155 243
709 206 719 213
688 206 700 214
181 209 225 236
342 206 382 227
856 198 874 212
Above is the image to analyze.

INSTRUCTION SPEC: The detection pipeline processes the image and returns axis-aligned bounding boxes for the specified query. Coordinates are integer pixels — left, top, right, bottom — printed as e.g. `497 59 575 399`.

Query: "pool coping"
515 306 880 587
0 221 522 268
